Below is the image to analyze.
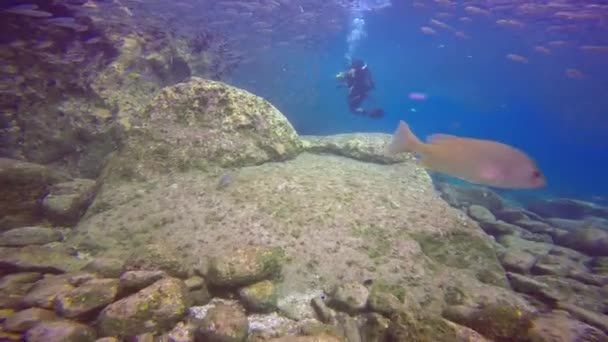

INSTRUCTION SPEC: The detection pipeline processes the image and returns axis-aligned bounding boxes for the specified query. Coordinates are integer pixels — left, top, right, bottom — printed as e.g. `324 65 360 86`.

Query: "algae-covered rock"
97 277 190 337
443 303 534 341
0 226 63 247
360 313 390 342
21 274 76 309
528 310 608 342
527 198 608 220
328 281 369 313
505 272 560 302
25 319 97 342
414 230 508 288
0 272 41 309
468 205 496 223
195 303 249 342
368 290 403 317
0 245 87 274
102 77 302 182
238 280 278 313
42 179 98 226
500 250 537 274
184 276 205 291
3 307 57 332
435 183 505 212
83 257 125 278
119 270 167 292
556 227 608 256
124 243 188 278
301 133 412 164
207 246 285 287
387 310 461 342
165 321 195 342
0 158 65 229
54 279 119 319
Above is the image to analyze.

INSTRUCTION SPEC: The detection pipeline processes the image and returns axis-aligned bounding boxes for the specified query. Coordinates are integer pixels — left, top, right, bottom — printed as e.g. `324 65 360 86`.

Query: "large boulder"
96 277 190 337
101 77 302 183
301 133 412 164
0 227 63 247
42 179 98 226
68 152 527 317
527 198 608 220
555 227 608 256
0 246 87 274
435 183 505 212
0 158 65 229
206 246 284 287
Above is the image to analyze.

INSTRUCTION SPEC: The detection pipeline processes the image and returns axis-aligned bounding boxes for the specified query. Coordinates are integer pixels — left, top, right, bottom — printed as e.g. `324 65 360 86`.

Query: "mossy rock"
387 310 461 342
301 134 412 164
97 277 190 337
443 303 534 341
102 78 303 183
207 246 285 287
238 280 278 313
414 230 509 288
123 243 188 278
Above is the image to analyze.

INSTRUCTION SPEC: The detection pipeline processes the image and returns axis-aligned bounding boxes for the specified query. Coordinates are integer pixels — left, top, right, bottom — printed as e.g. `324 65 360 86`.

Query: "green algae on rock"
414 230 509 288
102 77 302 183
26 319 97 342
42 178 98 226
54 278 119 319
96 277 190 337
0 245 87 275
207 246 285 287
442 302 534 342
387 309 462 342
238 280 279 313
0 158 66 229
195 303 249 342
123 243 189 278
301 133 413 164
0 227 63 247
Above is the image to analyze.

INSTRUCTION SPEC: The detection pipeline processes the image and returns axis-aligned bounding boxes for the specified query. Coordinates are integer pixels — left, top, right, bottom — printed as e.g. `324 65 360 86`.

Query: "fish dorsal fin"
426 133 461 145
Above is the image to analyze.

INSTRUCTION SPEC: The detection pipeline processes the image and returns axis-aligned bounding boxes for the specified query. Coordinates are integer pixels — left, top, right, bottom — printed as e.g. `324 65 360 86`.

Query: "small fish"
533 45 551 55
506 53 528 64
420 26 436 35
565 68 584 79
4 7 53 17
454 31 470 39
217 171 236 190
387 120 545 189
464 6 491 16
496 19 524 29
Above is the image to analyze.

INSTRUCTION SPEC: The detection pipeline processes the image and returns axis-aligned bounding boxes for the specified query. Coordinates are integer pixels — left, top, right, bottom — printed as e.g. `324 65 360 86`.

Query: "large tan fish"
388 120 546 189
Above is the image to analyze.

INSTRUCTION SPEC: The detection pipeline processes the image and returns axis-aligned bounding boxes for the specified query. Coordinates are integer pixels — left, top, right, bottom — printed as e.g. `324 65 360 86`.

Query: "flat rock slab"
70 153 527 315
25 319 96 342
0 246 87 274
0 226 63 247
301 133 412 164
54 278 119 319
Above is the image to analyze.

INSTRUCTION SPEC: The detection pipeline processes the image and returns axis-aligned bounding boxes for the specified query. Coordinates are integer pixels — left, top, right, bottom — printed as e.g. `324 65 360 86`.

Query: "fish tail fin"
388 120 422 155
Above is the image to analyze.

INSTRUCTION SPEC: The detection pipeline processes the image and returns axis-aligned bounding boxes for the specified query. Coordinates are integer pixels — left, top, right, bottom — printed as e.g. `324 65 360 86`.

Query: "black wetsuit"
341 61 384 118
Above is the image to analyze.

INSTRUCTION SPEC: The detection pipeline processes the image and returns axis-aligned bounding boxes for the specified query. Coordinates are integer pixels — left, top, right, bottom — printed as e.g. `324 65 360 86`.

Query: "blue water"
233 1 608 203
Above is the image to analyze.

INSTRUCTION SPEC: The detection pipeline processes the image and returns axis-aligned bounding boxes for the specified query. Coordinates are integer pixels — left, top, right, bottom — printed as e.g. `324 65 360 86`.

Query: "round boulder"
103 77 302 182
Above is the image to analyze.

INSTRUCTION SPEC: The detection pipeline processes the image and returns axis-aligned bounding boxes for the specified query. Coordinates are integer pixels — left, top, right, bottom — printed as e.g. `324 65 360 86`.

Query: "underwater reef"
0 0 241 180
2 5 608 338
2 73 608 341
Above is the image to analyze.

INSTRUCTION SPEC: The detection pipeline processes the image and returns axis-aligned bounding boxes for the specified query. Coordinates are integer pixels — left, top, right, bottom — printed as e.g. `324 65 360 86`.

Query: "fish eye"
532 170 541 178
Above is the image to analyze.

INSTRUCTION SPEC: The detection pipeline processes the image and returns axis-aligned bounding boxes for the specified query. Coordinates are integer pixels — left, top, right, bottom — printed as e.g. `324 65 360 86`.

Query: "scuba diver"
336 58 384 119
